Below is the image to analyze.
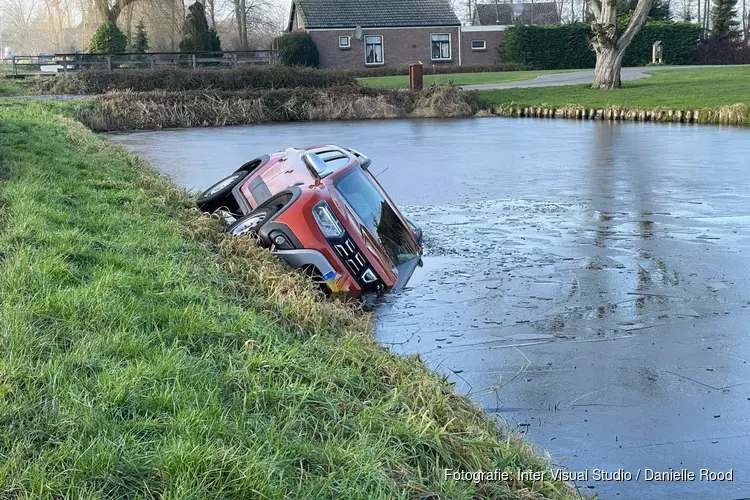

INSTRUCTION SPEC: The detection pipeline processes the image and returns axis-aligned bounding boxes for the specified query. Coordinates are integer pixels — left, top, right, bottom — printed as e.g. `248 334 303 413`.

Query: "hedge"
36 65 357 94
501 21 700 69
344 63 529 78
623 22 701 66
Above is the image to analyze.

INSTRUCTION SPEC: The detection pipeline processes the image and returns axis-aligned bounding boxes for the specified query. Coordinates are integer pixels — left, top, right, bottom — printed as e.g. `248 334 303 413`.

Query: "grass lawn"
360 69 580 88
477 66 750 109
0 100 572 499
0 78 31 96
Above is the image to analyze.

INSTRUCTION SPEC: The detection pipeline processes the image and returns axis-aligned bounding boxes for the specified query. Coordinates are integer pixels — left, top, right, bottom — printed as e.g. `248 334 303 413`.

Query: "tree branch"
109 0 138 22
617 0 654 48
589 0 603 19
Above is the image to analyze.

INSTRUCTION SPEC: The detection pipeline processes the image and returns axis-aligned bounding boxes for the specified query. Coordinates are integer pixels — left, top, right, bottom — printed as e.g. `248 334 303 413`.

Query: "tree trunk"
240 0 248 49
702 0 710 37
593 46 625 88
589 0 654 89
233 0 243 48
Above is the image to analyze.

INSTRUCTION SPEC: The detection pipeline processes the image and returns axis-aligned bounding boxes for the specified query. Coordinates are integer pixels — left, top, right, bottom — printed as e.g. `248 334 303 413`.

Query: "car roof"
274 145 359 180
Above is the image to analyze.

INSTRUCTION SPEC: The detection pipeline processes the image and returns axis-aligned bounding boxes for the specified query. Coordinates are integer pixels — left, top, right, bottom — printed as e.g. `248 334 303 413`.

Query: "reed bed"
78 84 479 131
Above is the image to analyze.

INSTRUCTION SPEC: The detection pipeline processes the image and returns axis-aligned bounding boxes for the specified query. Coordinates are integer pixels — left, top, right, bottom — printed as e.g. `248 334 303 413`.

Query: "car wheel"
227 206 279 237
197 172 245 213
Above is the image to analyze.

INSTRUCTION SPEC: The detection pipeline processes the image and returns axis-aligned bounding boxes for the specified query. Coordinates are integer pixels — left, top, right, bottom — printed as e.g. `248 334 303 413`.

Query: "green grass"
0 101 572 499
0 78 31 96
477 66 750 109
359 69 580 88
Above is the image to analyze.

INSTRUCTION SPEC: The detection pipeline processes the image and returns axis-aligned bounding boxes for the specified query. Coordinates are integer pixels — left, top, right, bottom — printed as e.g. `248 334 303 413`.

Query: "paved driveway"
461 64 747 90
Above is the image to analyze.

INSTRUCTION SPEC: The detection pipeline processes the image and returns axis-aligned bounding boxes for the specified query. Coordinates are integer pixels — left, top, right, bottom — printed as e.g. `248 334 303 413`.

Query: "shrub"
696 38 750 64
623 22 701 65
345 63 528 78
275 32 319 67
89 21 128 54
36 66 357 94
131 19 149 53
501 23 594 69
501 21 700 69
179 2 222 53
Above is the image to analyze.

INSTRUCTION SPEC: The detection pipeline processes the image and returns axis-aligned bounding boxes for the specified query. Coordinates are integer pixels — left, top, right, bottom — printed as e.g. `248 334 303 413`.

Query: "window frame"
339 35 351 49
471 39 487 51
364 35 384 66
430 32 452 61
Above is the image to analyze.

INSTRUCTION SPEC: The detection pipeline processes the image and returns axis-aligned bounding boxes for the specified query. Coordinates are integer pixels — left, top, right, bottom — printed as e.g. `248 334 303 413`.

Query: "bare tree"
95 0 139 22
589 0 655 89
0 0 42 52
219 0 281 49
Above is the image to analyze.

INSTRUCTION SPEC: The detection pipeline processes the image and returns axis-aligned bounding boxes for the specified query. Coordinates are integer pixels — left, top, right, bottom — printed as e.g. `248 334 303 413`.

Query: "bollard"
409 63 423 91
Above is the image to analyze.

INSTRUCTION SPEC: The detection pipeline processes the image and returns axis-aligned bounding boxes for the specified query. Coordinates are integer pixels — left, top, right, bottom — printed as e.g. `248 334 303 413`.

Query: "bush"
131 19 149 54
696 38 750 64
89 21 128 54
275 32 319 67
501 21 700 69
623 22 701 65
36 66 358 94
179 2 221 53
501 23 594 69
345 63 528 78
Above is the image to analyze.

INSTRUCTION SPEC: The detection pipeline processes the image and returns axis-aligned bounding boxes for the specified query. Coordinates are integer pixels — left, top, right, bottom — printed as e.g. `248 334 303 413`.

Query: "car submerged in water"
196 145 423 295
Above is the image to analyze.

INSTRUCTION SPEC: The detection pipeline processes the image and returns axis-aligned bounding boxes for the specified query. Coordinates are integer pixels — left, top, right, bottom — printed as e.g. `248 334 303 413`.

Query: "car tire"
227 205 280 237
196 172 245 214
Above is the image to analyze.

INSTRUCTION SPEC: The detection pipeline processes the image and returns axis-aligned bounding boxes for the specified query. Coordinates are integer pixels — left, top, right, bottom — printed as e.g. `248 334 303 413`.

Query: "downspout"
458 26 462 66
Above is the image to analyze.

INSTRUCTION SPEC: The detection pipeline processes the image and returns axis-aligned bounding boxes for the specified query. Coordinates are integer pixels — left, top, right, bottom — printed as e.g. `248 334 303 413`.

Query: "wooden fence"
11 50 278 75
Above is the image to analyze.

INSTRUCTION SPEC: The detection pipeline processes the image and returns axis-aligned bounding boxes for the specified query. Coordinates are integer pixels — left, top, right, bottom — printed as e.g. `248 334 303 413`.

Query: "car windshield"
334 167 420 267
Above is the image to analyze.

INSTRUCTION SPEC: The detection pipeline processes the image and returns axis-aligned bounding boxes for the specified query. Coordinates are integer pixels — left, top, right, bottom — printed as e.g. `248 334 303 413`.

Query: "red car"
196 145 423 294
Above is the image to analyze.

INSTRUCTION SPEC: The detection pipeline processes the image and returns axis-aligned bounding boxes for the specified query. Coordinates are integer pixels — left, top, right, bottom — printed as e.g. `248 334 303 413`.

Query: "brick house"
287 0 502 69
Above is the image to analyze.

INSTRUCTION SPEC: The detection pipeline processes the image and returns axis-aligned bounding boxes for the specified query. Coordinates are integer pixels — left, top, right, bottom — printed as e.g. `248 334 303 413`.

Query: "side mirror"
302 152 325 178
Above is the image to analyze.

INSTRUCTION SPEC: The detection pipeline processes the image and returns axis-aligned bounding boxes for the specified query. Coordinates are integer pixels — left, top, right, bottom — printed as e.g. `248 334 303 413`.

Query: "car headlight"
312 201 344 238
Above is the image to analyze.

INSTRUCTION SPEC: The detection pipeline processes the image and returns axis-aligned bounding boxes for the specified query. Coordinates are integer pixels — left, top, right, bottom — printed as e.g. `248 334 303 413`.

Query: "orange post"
409 63 423 91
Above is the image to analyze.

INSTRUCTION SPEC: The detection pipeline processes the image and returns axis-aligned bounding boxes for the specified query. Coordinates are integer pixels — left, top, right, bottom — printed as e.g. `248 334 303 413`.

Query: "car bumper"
272 249 341 293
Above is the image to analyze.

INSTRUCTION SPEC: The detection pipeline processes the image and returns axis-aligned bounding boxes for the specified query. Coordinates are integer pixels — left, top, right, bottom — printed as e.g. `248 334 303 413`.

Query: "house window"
365 35 383 65
339 36 350 49
431 33 451 61
471 40 487 51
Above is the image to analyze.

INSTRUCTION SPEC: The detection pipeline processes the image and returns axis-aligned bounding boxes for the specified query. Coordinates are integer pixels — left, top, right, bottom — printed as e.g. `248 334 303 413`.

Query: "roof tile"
294 0 461 29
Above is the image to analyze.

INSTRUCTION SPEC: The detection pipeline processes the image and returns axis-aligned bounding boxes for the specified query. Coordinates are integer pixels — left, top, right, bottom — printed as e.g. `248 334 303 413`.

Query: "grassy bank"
0 101 571 498
0 78 32 96
361 69 579 88
76 85 478 131
478 67 750 109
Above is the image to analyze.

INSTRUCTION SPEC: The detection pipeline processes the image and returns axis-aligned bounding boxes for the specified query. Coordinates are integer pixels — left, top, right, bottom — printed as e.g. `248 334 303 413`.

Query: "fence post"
12 56 17 75
231 53 237 68
191 54 197 69
149 55 155 70
106 55 112 71
62 56 68 73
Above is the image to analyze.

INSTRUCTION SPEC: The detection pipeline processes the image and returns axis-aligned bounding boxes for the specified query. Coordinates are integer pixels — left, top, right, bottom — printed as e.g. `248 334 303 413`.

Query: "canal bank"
111 117 750 499
0 102 570 499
